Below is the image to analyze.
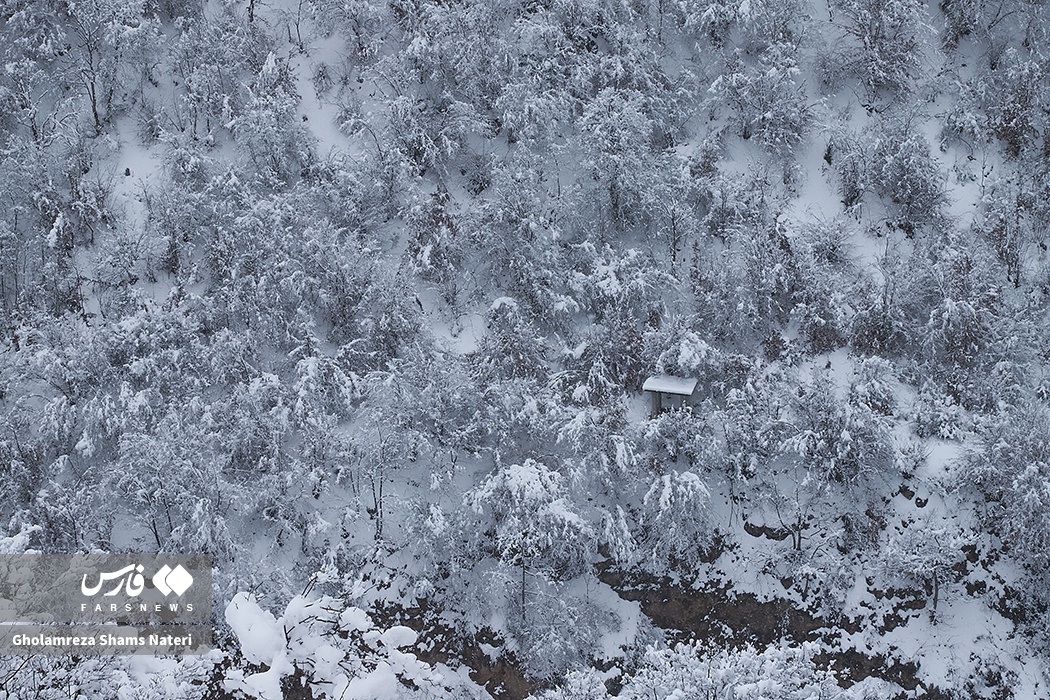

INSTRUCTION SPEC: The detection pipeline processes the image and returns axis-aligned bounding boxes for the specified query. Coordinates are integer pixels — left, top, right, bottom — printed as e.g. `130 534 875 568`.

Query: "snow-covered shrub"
923 294 997 371
474 155 568 320
849 356 896 416
599 505 637 564
945 50 1049 165
788 545 861 613
0 655 205 700
386 93 483 175
406 188 463 290
911 382 969 439
553 341 638 486
577 88 662 231
868 121 945 232
850 301 908 356
557 324 642 408
941 77 986 147
791 287 850 354
392 0 515 109
642 404 718 469
112 410 239 559
339 275 424 374
64 0 162 133
827 117 944 232
312 0 385 61
506 579 614 682
826 127 868 209
473 297 549 383
973 181 1027 287
0 138 113 317
739 0 808 50
567 244 670 325
790 222 869 354
738 220 802 334
636 159 707 267
798 216 856 270
643 318 724 391
496 79 571 146
695 166 776 243
542 640 899 699
940 0 980 49
169 9 259 141
983 51 1045 158
223 593 476 699
721 382 776 483
678 0 739 46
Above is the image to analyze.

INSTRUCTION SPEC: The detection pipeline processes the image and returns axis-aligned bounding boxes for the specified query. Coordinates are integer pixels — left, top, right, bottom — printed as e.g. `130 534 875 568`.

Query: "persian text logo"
81 564 194 598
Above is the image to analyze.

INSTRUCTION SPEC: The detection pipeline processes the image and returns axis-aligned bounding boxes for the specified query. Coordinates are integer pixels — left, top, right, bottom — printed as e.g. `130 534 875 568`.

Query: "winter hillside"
1 0 1050 697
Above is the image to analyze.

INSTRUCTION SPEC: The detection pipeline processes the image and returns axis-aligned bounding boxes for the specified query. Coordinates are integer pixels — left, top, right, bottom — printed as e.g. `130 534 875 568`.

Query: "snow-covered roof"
642 375 699 396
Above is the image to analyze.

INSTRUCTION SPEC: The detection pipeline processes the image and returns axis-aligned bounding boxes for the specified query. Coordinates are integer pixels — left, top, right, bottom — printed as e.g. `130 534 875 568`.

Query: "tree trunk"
930 572 939 623
520 560 527 621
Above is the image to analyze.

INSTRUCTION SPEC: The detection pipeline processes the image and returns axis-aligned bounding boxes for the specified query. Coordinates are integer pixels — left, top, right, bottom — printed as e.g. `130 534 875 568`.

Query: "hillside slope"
1 0 1050 697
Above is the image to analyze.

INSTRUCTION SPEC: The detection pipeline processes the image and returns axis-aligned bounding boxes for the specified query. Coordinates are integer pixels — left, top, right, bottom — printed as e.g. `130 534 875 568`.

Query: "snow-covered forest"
1 0 1050 696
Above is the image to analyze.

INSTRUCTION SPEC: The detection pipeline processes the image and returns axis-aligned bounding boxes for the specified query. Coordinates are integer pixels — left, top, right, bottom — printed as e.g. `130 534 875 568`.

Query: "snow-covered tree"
880 518 970 621
960 402 1050 576
167 9 261 141
406 188 463 296
868 121 945 233
64 0 160 132
787 370 893 487
466 459 594 616
473 297 549 384
709 44 811 154
828 0 929 97
848 356 896 416
636 470 715 572
228 53 315 182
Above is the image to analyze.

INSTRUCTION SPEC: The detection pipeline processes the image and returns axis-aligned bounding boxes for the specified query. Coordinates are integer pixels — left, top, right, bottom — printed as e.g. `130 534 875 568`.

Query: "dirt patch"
376 602 536 700
815 648 920 690
599 574 823 647
596 563 944 698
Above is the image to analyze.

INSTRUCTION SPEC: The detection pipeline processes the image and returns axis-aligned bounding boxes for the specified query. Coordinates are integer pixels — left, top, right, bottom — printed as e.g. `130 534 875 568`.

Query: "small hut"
642 375 699 416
